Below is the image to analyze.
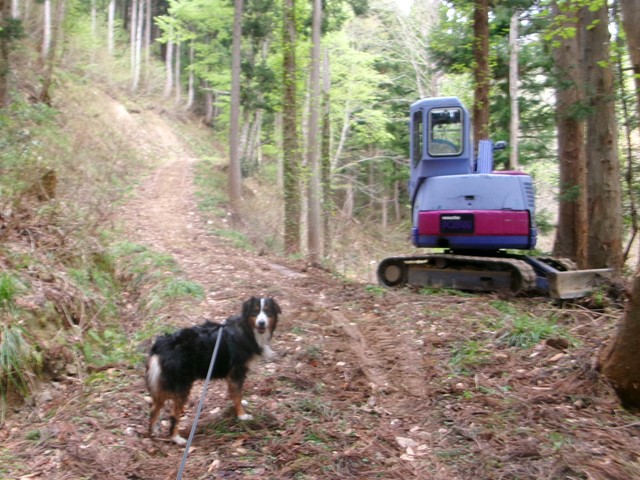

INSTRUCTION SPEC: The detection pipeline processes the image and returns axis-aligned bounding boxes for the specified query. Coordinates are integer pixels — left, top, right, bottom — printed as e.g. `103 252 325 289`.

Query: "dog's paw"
172 435 188 446
238 413 254 421
262 345 277 361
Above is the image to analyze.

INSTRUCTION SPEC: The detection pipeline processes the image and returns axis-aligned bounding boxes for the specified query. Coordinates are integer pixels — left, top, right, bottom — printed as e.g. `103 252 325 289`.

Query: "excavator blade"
546 268 613 299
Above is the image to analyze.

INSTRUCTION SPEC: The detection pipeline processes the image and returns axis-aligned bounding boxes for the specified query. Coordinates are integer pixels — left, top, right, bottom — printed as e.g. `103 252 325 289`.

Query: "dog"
145 296 281 445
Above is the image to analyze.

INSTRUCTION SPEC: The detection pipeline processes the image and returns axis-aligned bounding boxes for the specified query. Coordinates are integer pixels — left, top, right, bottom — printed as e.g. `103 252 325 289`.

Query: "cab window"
428 107 463 156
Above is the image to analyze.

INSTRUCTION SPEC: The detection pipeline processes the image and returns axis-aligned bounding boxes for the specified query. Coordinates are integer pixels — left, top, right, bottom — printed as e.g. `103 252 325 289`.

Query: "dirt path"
3 98 639 480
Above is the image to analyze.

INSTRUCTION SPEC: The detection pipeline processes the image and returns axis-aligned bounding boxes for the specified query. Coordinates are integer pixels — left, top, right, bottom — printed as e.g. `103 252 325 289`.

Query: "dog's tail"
145 355 162 397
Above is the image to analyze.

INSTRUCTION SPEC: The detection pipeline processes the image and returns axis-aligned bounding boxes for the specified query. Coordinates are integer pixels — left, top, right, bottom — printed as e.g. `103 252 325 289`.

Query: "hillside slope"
1 90 638 480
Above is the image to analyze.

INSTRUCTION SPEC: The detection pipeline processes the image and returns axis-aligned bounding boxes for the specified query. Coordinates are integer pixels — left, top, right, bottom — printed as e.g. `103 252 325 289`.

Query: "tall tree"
306 0 322 261
582 1 623 272
600 267 640 408
473 0 490 144
321 48 332 253
39 0 65 103
619 0 640 125
0 0 12 107
282 0 300 254
551 0 588 267
228 0 243 222
508 9 519 169
598 0 640 410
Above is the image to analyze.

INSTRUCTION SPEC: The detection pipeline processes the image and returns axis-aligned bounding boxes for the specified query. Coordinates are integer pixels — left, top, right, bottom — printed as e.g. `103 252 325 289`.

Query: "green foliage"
364 284 386 296
0 18 25 41
0 324 44 416
449 340 491 373
193 157 228 217
0 273 25 312
82 326 143 367
109 241 205 314
491 300 570 348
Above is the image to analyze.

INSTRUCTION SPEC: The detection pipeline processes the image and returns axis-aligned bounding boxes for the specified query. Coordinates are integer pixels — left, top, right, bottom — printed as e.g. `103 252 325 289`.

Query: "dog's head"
242 296 281 339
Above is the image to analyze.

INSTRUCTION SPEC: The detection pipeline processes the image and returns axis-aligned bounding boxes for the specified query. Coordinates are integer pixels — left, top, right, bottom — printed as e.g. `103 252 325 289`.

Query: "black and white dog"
145 296 281 445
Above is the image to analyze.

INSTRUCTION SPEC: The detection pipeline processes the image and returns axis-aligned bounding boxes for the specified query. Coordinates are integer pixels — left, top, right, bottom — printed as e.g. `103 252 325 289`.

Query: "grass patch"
210 228 253 251
0 324 44 417
449 340 492 374
490 301 571 349
194 157 228 218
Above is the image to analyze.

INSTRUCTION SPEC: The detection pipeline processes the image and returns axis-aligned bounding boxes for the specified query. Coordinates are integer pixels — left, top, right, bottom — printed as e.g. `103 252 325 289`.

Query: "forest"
2 0 640 478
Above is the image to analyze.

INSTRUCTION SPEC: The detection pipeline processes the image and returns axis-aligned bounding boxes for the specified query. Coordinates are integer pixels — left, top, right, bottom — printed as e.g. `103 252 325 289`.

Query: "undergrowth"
0 74 207 414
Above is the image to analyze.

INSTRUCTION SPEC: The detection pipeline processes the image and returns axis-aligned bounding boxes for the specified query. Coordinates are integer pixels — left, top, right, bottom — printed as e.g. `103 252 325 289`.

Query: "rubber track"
378 253 538 293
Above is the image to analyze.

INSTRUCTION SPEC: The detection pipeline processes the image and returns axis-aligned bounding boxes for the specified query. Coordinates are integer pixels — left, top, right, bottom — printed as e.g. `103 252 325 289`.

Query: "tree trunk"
131 0 144 92
42 0 51 60
174 40 181 104
619 0 640 125
186 41 195 110
599 267 640 408
508 10 519 170
582 2 623 273
282 0 300 254
551 0 588 268
38 0 65 103
0 0 10 107
129 0 137 85
228 0 243 223
107 0 115 55
306 0 322 261
163 28 173 98
472 0 490 145
321 48 332 254
144 0 151 83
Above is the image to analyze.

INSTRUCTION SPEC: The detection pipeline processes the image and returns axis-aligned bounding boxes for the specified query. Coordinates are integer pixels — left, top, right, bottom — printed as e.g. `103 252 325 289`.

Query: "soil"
2 97 640 480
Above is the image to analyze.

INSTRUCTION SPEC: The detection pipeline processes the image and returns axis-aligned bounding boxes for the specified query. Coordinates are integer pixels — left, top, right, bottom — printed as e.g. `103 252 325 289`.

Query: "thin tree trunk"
131 0 144 92
39 0 65 103
508 10 519 170
174 41 181 103
144 0 151 82
107 0 115 55
228 0 244 223
306 0 322 261
282 0 300 254
42 0 51 61
472 0 490 145
332 101 351 170
186 41 195 110
321 48 332 254
163 34 173 98
620 0 640 128
129 0 137 83
0 0 11 107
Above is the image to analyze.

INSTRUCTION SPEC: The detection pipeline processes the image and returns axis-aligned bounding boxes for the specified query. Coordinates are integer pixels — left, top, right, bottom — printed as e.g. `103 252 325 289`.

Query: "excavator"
377 96 611 299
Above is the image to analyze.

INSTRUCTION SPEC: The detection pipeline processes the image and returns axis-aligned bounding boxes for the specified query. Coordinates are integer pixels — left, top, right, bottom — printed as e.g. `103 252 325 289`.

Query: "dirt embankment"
1 95 638 480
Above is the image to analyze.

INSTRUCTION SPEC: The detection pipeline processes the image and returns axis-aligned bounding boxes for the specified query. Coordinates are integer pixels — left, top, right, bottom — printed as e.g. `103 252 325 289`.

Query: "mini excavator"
377 97 611 299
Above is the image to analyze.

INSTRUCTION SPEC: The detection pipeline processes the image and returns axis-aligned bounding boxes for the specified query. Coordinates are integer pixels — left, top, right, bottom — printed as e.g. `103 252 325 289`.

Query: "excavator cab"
408 97 537 252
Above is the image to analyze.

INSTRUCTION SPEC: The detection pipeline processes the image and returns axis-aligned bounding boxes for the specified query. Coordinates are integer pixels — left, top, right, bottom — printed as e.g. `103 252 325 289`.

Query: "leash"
176 323 225 480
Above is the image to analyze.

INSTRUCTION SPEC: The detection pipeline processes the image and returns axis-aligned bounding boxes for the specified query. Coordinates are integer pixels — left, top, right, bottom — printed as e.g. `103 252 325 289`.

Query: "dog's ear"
271 298 282 316
242 296 259 317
